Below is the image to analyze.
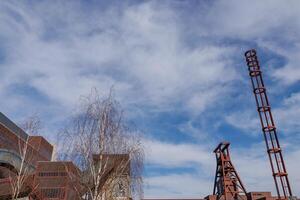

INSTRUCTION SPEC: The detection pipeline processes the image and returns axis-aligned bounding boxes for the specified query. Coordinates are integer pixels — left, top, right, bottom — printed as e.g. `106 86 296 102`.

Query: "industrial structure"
205 142 281 200
0 112 131 200
245 49 293 200
143 50 298 200
212 142 247 200
204 49 296 200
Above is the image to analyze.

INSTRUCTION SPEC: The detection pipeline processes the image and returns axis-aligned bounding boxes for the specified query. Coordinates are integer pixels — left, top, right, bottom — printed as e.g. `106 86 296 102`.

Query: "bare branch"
9 115 42 199
57 88 144 200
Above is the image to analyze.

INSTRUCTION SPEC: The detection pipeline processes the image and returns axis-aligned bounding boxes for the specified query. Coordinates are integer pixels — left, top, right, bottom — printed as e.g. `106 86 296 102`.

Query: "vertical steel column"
244 49 292 199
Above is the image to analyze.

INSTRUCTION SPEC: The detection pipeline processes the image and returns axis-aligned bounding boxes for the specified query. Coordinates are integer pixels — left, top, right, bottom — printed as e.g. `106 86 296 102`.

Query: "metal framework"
244 49 292 199
213 142 247 200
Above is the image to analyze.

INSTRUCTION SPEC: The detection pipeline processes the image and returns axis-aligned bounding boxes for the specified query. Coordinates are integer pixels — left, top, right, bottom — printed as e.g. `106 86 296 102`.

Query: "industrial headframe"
244 49 293 200
213 142 247 200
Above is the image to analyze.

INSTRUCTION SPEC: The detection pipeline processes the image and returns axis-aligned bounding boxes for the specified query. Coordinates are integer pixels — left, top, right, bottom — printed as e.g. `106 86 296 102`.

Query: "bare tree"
58 88 144 200
19 115 42 136
9 115 42 200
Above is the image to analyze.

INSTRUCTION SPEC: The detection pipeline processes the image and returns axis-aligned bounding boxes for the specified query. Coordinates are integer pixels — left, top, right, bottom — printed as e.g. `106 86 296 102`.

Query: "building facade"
0 112 131 200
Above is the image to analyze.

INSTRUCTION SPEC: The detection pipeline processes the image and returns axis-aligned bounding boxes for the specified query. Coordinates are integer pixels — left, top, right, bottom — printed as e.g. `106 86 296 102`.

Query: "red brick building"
0 112 76 199
0 112 131 200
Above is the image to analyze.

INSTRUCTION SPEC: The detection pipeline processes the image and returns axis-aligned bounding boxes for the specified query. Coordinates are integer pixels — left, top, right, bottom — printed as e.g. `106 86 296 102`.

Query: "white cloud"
285 149 300 192
199 1 300 86
202 1 300 40
273 92 300 134
228 91 300 136
225 110 260 136
178 121 208 140
231 143 275 193
144 139 213 169
145 174 212 198
0 1 237 117
232 142 300 196
143 139 215 198
271 46 300 85
225 91 300 137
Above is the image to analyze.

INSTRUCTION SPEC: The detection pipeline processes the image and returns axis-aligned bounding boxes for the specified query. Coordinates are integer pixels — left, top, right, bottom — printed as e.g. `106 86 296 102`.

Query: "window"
41 188 65 198
38 172 67 177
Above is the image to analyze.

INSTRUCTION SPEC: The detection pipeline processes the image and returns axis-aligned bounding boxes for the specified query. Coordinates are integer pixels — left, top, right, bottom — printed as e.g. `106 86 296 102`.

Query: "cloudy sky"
1 0 300 198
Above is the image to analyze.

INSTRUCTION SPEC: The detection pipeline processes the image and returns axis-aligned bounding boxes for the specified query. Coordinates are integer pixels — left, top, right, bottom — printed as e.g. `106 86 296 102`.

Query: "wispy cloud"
144 139 213 168
225 110 260 136
1 0 300 198
145 173 212 198
0 1 238 118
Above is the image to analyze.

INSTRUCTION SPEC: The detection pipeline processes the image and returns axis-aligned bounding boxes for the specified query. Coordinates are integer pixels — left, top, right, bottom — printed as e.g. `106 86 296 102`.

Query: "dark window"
41 188 65 198
38 172 67 177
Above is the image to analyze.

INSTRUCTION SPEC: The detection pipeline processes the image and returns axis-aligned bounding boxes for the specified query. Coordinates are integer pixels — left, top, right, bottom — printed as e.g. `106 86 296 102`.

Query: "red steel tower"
244 49 292 199
213 142 247 200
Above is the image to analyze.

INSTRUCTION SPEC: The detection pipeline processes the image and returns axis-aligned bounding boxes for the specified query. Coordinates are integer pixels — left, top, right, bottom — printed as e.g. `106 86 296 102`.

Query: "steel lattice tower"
213 142 247 200
244 49 292 199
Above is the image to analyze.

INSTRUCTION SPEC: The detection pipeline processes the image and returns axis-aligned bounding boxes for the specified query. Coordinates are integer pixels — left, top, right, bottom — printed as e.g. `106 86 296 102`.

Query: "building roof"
0 112 28 140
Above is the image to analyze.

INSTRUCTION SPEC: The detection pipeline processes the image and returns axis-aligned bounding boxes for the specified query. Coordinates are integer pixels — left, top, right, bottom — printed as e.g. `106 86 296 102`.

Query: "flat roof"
0 112 28 140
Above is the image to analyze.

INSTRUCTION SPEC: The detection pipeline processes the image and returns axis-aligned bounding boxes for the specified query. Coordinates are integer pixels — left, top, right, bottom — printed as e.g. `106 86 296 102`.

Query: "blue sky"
1 0 300 198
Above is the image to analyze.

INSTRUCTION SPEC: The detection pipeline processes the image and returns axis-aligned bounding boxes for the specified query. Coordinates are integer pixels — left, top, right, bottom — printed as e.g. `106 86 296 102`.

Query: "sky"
1 0 300 198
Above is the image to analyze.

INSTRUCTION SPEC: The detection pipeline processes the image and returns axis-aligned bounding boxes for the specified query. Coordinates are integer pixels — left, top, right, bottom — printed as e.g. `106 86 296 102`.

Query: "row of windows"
41 188 65 198
38 172 67 177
